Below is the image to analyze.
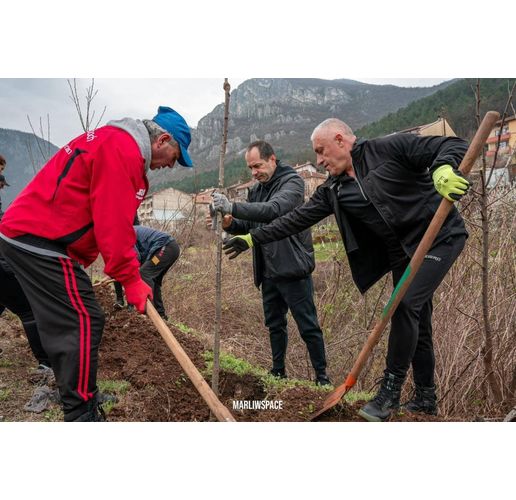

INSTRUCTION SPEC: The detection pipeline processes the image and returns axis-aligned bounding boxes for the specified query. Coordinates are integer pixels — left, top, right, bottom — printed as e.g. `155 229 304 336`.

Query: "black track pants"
0 240 105 420
262 275 327 374
139 240 180 317
0 258 50 367
386 235 466 386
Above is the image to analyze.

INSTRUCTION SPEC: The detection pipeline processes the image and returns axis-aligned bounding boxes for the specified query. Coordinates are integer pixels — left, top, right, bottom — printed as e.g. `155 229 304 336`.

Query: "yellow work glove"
222 234 254 260
432 164 470 202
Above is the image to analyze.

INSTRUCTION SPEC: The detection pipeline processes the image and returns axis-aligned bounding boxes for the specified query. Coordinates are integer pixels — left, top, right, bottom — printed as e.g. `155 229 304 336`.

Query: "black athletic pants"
0 240 105 421
386 235 466 387
0 258 50 367
261 275 327 375
139 241 180 317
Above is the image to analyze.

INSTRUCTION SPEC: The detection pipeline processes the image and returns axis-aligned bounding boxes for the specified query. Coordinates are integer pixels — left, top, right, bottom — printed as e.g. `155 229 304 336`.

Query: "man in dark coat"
213 140 329 385
223 120 470 421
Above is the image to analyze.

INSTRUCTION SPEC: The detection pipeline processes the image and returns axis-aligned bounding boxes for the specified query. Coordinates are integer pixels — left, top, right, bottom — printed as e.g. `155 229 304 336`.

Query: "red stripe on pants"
60 258 91 401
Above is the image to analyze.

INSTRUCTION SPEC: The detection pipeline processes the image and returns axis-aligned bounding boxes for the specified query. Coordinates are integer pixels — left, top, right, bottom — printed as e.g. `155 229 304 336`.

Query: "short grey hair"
311 118 354 141
143 119 179 147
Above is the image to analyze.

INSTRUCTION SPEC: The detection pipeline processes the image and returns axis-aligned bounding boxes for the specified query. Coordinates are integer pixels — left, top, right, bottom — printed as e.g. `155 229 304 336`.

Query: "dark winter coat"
227 161 315 287
250 134 469 293
134 225 174 263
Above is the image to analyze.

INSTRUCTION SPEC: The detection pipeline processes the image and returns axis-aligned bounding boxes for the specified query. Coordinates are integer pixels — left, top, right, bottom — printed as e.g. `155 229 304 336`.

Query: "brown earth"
0 286 454 423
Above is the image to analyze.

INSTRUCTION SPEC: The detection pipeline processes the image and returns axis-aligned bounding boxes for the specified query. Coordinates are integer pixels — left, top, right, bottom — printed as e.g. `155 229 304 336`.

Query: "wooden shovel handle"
146 299 236 422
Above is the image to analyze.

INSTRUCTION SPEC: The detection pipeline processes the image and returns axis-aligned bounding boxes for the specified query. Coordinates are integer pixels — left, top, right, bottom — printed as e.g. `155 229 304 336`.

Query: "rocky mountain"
0 128 58 209
0 78 454 204
149 78 454 190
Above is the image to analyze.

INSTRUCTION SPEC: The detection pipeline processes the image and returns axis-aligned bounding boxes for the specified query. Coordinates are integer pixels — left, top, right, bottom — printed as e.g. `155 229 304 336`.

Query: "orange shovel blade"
311 374 357 420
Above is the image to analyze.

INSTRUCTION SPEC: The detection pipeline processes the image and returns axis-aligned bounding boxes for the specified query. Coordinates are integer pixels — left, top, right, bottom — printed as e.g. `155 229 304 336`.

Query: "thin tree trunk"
212 79 231 396
475 79 503 403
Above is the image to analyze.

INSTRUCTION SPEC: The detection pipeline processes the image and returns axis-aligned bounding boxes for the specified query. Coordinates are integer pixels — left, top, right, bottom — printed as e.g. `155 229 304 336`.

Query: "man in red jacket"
0 106 193 421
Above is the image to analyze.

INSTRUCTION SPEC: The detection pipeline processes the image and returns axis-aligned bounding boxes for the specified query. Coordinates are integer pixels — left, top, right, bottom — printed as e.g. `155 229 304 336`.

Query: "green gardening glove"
222 234 254 260
432 164 470 202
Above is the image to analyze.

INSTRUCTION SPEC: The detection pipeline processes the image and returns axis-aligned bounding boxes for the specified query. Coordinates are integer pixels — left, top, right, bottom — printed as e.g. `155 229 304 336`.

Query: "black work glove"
222 234 254 260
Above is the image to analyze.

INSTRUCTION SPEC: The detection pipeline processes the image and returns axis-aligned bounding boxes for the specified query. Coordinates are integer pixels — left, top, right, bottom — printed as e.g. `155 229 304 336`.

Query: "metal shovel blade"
311 374 356 420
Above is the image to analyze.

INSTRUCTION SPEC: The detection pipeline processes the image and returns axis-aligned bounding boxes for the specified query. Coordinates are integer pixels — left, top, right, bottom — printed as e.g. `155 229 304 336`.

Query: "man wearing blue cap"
0 106 193 421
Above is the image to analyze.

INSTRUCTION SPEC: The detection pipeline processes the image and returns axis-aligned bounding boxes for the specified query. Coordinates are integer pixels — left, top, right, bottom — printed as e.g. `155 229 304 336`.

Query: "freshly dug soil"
95 288 449 422
0 286 451 422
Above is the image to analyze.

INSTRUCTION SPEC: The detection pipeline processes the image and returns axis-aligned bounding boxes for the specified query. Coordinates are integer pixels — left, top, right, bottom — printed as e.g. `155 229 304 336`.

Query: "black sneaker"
66 398 106 422
269 368 287 379
315 373 332 386
114 300 125 310
358 372 405 422
403 385 437 415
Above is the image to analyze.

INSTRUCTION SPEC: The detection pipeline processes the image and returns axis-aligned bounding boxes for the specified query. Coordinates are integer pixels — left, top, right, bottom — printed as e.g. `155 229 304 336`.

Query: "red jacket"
0 125 149 287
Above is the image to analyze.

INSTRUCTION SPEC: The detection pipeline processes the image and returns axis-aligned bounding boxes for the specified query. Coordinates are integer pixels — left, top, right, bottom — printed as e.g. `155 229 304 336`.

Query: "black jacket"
227 161 315 287
250 134 469 293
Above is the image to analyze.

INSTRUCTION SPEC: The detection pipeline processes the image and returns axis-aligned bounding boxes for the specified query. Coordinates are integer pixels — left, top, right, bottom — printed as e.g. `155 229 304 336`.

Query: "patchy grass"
173 322 195 335
43 407 63 422
97 380 131 416
102 400 116 415
0 359 14 368
343 390 374 403
98 379 130 396
0 388 12 401
203 350 333 393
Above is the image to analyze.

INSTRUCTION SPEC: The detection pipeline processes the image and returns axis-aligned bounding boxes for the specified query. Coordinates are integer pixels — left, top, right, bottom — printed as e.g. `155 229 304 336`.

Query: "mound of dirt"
95 287 448 422
0 285 450 422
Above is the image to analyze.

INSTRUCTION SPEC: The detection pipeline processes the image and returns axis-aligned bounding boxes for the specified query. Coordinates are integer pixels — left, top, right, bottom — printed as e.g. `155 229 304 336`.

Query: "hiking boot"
269 368 287 379
65 397 106 422
403 385 437 415
114 300 125 310
72 405 106 422
315 373 332 386
358 372 405 422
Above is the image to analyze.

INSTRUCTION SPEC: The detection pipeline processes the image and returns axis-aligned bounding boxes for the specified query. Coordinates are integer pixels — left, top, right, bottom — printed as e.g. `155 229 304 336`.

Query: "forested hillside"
356 78 515 139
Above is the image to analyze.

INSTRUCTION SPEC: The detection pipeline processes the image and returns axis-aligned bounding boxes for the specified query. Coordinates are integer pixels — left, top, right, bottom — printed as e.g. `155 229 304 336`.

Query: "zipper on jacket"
354 176 368 201
52 148 87 201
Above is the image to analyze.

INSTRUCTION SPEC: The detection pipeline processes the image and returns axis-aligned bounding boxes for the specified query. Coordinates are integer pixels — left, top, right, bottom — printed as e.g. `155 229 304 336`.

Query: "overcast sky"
0 78 450 147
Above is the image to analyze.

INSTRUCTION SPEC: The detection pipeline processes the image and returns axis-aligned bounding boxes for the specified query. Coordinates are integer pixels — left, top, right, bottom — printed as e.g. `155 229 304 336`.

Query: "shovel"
145 299 236 422
311 110 500 421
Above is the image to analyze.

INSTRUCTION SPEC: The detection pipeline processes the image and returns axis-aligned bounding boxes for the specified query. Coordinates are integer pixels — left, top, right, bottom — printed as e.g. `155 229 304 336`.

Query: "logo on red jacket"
136 188 145 201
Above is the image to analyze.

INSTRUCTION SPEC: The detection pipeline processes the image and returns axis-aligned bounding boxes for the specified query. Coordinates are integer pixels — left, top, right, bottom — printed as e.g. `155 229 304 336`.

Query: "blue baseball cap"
152 106 193 167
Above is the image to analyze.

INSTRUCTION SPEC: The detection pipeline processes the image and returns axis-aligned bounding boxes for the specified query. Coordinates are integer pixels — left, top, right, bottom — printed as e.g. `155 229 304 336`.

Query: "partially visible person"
0 106 193 421
0 255 53 380
114 225 180 320
0 169 9 219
